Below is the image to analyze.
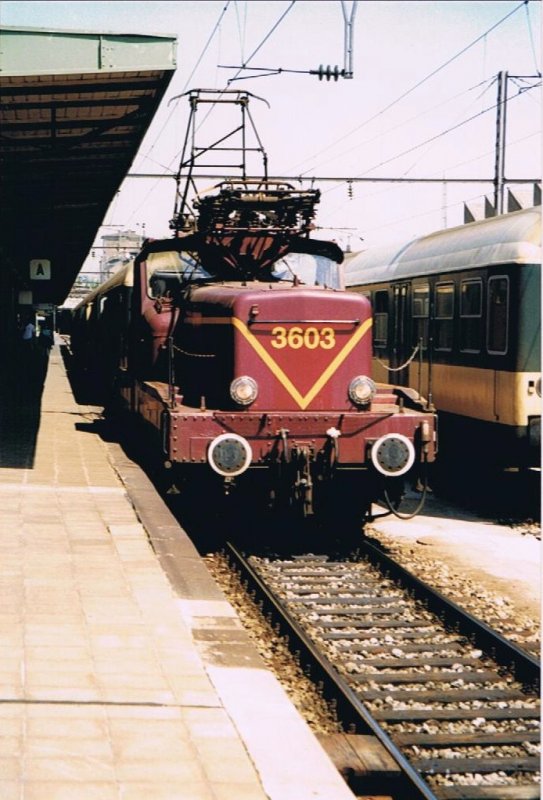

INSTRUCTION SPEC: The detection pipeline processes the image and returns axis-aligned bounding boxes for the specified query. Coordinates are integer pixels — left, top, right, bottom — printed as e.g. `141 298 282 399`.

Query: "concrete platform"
0 340 356 800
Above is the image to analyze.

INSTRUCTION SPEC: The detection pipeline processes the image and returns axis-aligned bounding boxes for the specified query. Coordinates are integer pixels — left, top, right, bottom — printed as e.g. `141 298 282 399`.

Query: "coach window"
373 290 389 348
460 279 482 352
412 284 429 349
487 276 509 354
435 282 454 351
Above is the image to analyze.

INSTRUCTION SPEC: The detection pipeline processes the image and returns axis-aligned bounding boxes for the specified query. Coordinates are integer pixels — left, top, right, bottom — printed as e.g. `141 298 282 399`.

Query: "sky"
1 0 541 270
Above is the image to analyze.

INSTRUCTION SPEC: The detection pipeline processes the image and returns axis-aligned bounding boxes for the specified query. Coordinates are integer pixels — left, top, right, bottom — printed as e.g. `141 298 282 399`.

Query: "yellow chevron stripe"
231 317 372 410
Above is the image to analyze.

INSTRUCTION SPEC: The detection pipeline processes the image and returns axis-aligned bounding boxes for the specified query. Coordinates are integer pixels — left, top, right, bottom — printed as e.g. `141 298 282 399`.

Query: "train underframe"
117 374 434 524
435 409 540 472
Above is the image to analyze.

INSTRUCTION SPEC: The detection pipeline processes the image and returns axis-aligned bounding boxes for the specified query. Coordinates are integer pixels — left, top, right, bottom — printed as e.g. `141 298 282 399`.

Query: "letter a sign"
30 259 51 280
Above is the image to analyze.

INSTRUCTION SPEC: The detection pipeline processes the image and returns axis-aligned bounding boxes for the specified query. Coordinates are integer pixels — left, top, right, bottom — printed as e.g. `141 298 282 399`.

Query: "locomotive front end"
166 280 437 519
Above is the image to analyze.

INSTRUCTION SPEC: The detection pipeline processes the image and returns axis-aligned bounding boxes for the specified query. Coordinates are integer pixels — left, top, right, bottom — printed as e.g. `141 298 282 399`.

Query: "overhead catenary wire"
131 75 514 185
123 1 233 228
337 128 541 214
226 0 297 85
319 80 541 197
127 76 528 185
320 116 541 237
120 2 539 238
509 75 543 102
139 1 232 166
295 76 498 179
125 2 297 228
523 0 542 77
156 0 297 182
234 0 248 64
192 0 297 135
358 184 517 237
319 68 540 227
321 140 540 236
328 130 541 240
286 0 531 176
397 76 500 179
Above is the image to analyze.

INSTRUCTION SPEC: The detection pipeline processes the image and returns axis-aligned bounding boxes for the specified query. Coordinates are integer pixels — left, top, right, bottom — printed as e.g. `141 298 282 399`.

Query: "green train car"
344 208 541 470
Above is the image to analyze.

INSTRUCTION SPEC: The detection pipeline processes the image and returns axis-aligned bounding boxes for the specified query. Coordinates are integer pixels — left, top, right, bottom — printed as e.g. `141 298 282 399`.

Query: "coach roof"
345 207 541 287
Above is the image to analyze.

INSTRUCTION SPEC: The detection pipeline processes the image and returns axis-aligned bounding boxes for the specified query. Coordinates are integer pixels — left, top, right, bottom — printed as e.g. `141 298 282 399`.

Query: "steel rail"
225 541 440 800
358 538 540 689
226 539 540 800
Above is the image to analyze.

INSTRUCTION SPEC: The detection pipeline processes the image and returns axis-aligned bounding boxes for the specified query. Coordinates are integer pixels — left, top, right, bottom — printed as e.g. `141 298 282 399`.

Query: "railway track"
225 540 540 800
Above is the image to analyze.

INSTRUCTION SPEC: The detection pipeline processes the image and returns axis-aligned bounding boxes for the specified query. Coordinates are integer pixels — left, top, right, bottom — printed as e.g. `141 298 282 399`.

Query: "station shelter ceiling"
0 27 177 308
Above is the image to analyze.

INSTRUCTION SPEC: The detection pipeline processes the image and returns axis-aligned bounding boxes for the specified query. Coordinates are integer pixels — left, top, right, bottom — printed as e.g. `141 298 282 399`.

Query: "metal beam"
126 172 541 185
0 27 177 76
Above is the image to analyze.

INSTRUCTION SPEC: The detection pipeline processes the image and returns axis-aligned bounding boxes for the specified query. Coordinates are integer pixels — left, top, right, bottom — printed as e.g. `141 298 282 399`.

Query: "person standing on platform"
21 317 36 351
40 318 53 352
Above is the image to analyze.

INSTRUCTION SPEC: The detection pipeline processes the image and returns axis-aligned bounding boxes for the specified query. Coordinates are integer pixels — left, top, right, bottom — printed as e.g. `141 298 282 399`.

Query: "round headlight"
371 433 415 477
536 377 541 398
230 376 258 406
208 433 253 477
349 375 376 406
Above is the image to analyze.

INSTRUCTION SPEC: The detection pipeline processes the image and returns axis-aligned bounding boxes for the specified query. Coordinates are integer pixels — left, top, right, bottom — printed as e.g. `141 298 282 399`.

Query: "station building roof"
0 26 177 305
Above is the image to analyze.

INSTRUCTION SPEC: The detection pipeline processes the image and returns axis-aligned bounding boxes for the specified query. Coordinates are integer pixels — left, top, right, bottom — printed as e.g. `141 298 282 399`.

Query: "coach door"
391 282 411 386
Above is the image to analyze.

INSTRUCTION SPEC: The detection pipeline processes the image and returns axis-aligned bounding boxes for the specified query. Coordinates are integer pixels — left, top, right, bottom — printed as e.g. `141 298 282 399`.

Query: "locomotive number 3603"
270 326 336 350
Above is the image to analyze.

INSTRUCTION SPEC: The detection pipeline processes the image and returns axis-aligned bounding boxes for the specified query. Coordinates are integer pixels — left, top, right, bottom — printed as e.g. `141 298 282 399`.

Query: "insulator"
316 64 344 82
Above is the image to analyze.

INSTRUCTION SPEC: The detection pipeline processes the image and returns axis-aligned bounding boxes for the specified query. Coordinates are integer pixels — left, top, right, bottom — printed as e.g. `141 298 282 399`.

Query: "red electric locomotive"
71 90 437 528
72 181 436 524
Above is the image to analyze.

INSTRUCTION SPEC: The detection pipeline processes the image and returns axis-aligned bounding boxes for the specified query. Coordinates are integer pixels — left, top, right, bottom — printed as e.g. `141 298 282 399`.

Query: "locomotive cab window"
435 282 454 351
373 290 389 348
147 250 211 298
460 278 482 353
412 283 429 349
272 252 342 289
487 275 509 355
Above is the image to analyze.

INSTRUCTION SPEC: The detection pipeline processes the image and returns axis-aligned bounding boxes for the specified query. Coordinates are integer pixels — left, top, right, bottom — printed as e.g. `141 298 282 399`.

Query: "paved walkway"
0 341 355 800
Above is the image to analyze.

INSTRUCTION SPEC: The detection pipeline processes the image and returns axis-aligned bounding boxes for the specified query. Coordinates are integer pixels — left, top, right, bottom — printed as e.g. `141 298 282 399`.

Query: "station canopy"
0 26 177 305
